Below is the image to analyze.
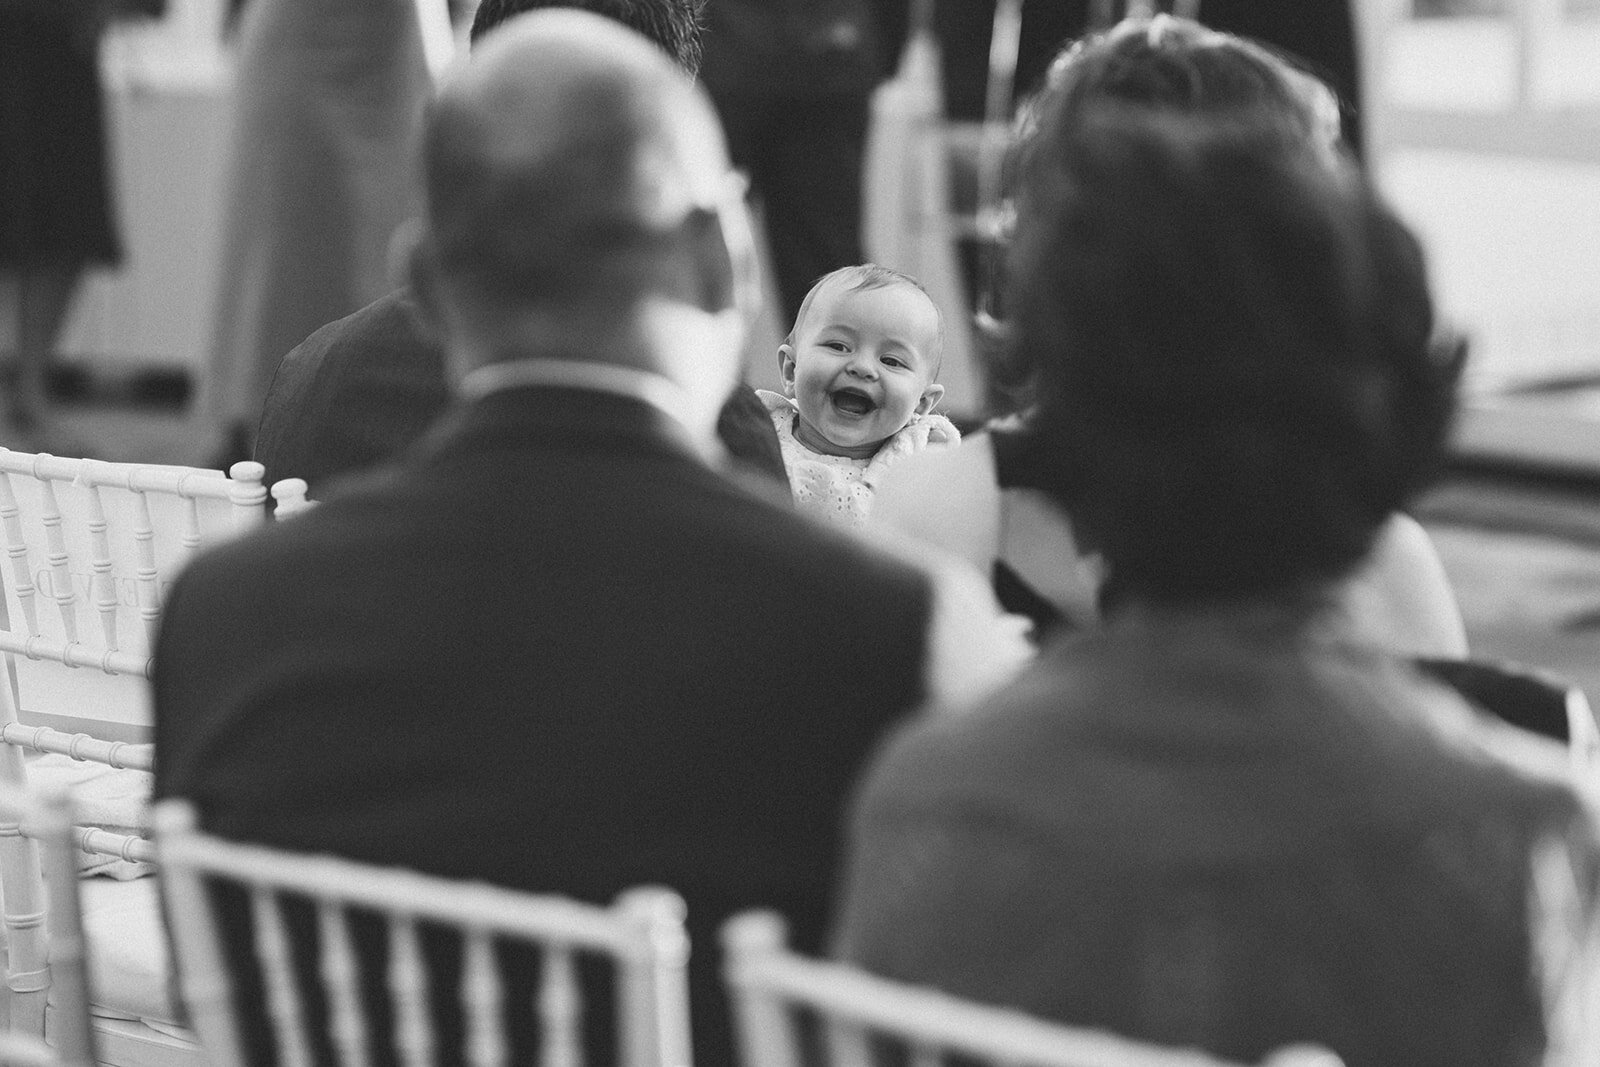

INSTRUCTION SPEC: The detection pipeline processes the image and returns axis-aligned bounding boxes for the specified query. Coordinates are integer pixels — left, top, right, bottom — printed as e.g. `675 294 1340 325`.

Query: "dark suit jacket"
154 386 934 1066
254 288 787 496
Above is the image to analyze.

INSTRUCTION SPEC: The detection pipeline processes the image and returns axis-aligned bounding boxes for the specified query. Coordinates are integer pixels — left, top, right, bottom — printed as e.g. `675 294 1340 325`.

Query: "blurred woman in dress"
0 0 124 448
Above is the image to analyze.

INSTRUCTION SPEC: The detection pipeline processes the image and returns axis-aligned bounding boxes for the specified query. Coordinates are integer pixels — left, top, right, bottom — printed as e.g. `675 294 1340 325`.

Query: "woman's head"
1028 15 1342 161
985 17 1346 406
1011 115 1459 604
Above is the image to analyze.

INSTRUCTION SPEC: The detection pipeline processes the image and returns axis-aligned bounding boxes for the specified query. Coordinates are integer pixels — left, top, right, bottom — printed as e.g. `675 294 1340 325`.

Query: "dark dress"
0 3 121 264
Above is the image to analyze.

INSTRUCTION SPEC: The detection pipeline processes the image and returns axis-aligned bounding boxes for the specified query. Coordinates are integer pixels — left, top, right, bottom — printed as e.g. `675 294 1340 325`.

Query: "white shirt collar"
457 359 708 443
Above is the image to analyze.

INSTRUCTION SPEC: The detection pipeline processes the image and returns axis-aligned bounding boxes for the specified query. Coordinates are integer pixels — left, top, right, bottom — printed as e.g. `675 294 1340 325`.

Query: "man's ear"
778 344 798 396
401 223 449 341
685 206 735 314
690 176 763 323
916 383 946 416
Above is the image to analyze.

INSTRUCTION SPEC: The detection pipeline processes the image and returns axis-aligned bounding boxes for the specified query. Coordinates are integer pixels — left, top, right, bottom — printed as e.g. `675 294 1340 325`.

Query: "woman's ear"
916 383 946 415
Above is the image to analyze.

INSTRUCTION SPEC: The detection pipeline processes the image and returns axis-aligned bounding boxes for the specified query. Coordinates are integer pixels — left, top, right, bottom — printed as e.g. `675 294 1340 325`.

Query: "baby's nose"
845 355 878 379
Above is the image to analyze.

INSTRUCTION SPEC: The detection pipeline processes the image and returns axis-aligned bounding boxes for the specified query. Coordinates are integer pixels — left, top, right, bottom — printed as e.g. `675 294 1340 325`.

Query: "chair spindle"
724 912 801 1067
227 462 269 531
0 471 40 636
251 887 314 1067
83 481 120 651
387 916 436 1067
131 489 161 648
318 900 373 1067
180 495 202 559
539 945 583 1067
37 477 79 645
463 930 507 1067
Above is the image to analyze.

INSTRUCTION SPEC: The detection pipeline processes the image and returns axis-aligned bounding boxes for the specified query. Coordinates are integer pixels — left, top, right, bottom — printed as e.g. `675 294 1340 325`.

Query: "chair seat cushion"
52 878 184 1028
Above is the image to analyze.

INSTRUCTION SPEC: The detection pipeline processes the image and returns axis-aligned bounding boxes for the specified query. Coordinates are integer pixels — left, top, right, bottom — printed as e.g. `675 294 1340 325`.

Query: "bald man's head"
417 11 736 316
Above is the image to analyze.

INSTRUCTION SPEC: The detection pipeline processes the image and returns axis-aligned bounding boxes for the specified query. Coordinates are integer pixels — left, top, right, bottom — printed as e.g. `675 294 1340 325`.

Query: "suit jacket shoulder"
254 287 450 493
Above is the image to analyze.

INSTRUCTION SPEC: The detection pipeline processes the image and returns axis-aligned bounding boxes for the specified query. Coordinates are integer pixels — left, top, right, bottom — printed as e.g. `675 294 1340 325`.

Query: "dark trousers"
712 90 871 322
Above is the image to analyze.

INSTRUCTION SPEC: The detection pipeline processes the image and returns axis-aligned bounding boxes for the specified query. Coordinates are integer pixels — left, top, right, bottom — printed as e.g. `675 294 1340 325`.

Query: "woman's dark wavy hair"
987 16 1342 407
470 0 705 76
1010 113 1462 602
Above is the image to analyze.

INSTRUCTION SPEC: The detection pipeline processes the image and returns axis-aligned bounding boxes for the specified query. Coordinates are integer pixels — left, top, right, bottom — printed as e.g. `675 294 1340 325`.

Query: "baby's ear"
777 344 798 395
916 383 946 416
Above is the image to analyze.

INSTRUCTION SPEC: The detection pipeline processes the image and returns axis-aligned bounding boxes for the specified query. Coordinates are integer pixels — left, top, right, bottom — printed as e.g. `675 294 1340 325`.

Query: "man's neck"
446 297 742 456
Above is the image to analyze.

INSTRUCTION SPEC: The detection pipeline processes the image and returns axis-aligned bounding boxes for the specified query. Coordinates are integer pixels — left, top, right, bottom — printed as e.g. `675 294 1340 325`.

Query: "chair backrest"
721 911 1344 1067
0 448 269 741
0 449 271 1039
0 785 97 1067
154 799 694 1067
269 477 315 519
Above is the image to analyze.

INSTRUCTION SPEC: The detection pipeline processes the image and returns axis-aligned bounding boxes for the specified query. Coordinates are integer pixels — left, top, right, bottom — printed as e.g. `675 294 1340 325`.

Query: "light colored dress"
757 389 960 529
202 0 430 435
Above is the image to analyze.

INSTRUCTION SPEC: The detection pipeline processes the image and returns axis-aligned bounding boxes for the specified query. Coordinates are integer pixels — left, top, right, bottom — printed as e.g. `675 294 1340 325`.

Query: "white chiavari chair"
721 911 1344 1067
0 448 273 1065
0 786 99 1067
154 799 693 1067
268 477 315 519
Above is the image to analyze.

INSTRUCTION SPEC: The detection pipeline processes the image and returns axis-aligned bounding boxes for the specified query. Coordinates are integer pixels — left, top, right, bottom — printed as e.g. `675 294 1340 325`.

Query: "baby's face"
779 282 944 459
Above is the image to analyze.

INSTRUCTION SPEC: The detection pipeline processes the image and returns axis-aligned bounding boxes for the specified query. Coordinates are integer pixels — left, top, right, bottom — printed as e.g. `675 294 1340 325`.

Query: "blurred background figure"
929 0 1364 157
700 0 902 323
0 0 129 450
200 0 432 464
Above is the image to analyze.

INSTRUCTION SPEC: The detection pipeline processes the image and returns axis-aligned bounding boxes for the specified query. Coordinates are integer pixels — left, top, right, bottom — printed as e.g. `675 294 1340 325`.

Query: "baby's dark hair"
1011 113 1461 603
786 264 946 374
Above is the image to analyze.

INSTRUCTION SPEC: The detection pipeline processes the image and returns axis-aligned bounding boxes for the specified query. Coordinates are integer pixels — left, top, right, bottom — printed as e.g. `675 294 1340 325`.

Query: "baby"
758 265 960 528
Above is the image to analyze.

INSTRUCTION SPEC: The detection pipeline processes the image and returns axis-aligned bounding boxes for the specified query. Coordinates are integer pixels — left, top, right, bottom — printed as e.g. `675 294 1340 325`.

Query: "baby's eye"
881 355 906 368
822 340 850 353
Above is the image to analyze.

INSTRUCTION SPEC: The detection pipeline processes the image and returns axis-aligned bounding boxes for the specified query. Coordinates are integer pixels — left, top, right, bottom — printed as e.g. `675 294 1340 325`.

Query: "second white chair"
721 911 1344 1067
155 799 694 1067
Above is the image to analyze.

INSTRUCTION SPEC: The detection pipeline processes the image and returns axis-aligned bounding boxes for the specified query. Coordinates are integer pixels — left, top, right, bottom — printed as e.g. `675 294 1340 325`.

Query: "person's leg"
8 259 81 427
757 93 870 322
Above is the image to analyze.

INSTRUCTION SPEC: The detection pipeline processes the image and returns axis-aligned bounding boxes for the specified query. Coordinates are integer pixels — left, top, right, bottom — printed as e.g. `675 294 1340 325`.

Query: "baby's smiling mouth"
830 388 877 417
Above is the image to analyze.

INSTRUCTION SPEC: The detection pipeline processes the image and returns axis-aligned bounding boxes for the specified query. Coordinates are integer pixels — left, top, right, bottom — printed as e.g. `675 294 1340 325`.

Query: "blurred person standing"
0 0 126 449
201 0 432 463
700 0 902 321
